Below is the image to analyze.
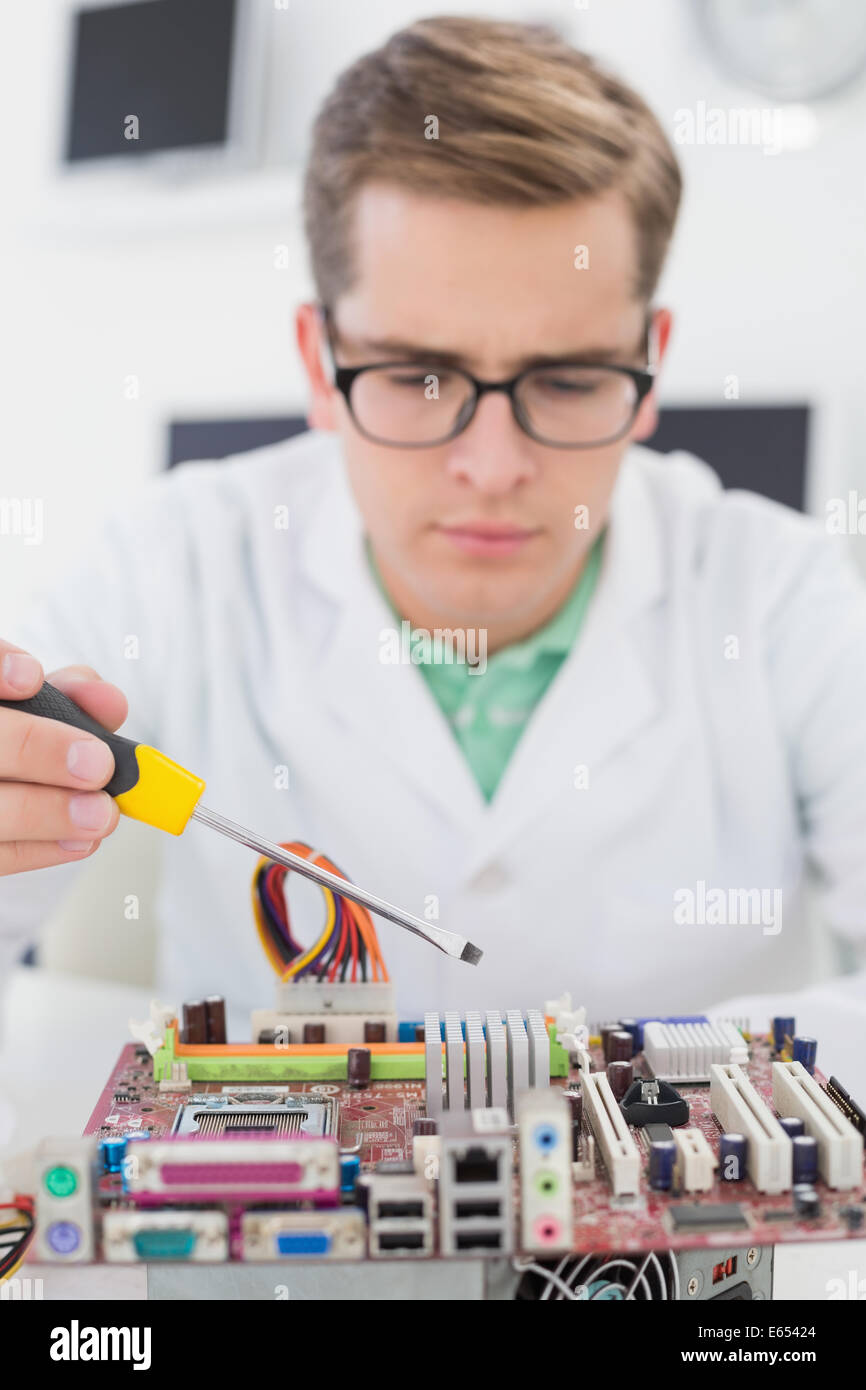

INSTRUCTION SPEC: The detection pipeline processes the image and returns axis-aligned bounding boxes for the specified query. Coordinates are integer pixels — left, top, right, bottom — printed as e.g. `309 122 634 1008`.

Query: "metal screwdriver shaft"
192 803 482 965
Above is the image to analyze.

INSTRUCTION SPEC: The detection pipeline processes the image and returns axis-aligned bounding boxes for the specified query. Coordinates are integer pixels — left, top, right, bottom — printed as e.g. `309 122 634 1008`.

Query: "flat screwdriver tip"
460 941 483 966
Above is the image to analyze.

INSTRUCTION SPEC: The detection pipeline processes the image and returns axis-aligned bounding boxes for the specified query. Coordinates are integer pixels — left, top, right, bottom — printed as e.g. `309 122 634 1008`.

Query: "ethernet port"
453 1146 499 1184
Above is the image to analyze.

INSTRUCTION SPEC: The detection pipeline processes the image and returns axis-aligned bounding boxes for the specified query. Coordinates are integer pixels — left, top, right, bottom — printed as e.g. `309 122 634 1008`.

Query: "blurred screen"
65 0 237 161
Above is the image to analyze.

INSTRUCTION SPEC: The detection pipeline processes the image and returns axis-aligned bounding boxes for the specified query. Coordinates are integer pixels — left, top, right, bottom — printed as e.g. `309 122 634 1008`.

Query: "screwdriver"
1 682 482 965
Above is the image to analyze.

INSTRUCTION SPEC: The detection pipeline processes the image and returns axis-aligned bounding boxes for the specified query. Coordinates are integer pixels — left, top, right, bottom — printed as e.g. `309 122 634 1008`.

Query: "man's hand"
0 641 125 875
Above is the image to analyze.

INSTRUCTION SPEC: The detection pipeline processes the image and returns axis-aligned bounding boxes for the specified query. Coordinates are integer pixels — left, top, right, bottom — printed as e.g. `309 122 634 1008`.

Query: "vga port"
240 1208 366 1261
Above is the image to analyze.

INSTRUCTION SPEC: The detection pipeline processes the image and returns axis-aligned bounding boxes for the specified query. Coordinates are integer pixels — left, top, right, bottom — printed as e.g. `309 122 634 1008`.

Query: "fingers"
48 669 128 734
0 703 116 789
0 838 104 876
0 782 119 843
0 641 44 699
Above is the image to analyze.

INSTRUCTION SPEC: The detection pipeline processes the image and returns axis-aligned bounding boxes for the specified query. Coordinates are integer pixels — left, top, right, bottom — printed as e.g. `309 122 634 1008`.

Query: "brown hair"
303 16 682 305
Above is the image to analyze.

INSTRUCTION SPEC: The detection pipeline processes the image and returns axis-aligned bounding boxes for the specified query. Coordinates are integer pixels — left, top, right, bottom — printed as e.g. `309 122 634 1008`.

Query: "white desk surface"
2 967 865 1301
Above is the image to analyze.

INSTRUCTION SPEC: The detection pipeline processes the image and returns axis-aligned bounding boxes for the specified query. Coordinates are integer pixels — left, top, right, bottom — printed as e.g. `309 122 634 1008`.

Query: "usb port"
455 1200 501 1220
376 1231 426 1252
455 1231 502 1252
376 1200 425 1220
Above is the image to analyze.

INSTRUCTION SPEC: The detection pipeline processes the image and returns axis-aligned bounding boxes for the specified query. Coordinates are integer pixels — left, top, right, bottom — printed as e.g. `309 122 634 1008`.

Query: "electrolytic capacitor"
364 1021 387 1044
414 1025 426 1042
413 1117 438 1136
98 1137 127 1174
772 1016 795 1053
205 995 226 1044
719 1132 747 1182
600 1025 617 1062
303 1023 326 1044
792 1184 820 1218
182 999 207 1044
608 1030 634 1062
607 1059 633 1101
347 1046 371 1089
792 1134 819 1185
792 1036 817 1074
618 1018 643 1051
565 1087 583 1160
649 1139 677 1190
779 1116 805 1140
340 1154 360 1193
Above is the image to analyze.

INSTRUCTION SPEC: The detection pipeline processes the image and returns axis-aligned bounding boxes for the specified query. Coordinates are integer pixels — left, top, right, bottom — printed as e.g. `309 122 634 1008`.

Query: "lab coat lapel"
298 454 486 833
462 449 666 874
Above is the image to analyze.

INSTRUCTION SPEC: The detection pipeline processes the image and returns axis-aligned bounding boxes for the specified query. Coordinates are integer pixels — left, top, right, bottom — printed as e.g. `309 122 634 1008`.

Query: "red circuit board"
83 1035 865 1256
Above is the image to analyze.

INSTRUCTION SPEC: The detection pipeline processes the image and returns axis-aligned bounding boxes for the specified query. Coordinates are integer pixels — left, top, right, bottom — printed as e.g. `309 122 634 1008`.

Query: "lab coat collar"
297 436 667 856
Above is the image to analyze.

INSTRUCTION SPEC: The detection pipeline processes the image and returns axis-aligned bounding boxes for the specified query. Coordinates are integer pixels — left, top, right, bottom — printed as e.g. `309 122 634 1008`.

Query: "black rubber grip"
0 681 141 796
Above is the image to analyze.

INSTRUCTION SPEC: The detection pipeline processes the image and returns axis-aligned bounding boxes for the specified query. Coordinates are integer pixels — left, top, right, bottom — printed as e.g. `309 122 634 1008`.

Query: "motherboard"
21 987 866 1301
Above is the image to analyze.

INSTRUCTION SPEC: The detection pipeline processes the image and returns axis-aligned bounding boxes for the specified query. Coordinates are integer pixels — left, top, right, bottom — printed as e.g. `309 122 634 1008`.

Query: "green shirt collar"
366 531 605 671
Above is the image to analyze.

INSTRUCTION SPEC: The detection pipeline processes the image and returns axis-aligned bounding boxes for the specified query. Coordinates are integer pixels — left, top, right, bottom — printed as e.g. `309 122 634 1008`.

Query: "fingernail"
57 839 94 853
2 652 41 692
68 792 112 831
67 739 113 783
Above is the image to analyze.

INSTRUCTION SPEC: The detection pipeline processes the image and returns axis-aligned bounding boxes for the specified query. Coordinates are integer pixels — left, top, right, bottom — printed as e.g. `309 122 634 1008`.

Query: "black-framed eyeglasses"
319 305 656 450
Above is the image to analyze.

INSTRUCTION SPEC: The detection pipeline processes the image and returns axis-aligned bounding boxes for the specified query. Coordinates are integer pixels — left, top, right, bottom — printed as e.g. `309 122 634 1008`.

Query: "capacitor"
364 1021 387 1044
779 1116 805 1140
618 1018 643 1052
257 1027 282 1045
339 1153 360 1194
565 1087 583 1160
607 1059 633 1101
204 995 226 1045
792 1184 820 1218
413 1117 438 1136
649 1139 677 1190
600 1025 617 1062
792 1134 819 1185
414 1025 426 1043
719 1132 747 1182
98 1137 128 1174
772 1016 795 1053
303 1023 326 1044
608 1030 634 1062
182 999 207 1045
792 1036 817 1074
347 1046 371 1089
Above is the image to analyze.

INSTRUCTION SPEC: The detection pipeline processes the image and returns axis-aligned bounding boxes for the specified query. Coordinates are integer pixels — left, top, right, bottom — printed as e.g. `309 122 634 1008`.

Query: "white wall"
2 0 865 630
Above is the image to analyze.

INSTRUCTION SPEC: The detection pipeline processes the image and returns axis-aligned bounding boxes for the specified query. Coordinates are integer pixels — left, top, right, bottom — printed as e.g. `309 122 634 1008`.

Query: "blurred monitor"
168 405 809 512
64 0 263 167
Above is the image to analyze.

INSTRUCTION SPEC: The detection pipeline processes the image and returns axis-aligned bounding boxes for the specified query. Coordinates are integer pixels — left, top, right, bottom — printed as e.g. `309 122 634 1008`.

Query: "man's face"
298 184 665 631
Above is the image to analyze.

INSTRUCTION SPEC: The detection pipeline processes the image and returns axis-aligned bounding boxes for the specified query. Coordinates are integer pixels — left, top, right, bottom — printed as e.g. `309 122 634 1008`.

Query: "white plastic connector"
581 1071 640 1196
673 1128 715 1193
772 1061 864 1190
710 1063 792 1193
158 1062 191 1092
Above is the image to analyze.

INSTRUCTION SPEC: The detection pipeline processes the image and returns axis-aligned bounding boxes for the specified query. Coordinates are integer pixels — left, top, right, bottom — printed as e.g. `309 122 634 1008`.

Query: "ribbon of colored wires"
251 842 389 984
0 1197 35 1283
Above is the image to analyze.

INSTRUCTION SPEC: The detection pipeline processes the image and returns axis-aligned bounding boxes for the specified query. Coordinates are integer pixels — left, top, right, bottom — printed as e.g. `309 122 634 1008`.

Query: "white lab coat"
3 430 866 1040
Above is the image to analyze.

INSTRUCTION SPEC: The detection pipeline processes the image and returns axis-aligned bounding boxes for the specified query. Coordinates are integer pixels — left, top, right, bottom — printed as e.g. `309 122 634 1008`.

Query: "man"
1 17 865 1035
